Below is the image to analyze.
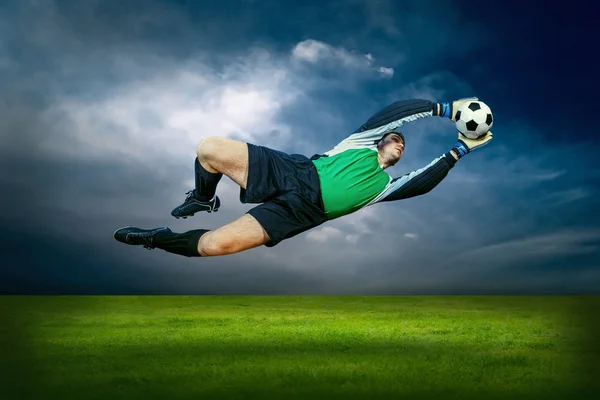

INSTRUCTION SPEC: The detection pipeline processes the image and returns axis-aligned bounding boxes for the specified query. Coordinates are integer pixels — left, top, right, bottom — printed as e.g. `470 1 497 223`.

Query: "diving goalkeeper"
114 97 493 257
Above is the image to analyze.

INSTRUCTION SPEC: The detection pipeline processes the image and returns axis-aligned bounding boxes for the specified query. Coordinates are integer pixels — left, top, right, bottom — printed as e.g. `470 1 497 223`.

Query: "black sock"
195 158 222 201
153 229 208 257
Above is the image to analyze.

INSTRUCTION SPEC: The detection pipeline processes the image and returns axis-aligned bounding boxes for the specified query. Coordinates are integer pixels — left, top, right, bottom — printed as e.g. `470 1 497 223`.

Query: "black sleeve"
379 152 457 202
353 99 440 134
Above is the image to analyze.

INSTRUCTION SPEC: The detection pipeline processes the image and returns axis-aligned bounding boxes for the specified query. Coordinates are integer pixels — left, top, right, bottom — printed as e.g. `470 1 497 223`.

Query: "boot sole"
172 208 219 219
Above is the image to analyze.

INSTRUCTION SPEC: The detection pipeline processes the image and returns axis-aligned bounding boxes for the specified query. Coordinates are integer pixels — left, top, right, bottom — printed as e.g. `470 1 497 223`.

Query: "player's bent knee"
197 231 244 256
196 137 221 162
197 232 220 256
197 137 243 159
197 217 270 256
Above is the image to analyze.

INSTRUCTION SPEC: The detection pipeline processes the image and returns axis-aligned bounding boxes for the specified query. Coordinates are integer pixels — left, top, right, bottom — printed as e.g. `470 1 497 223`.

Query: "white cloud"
291 39 394 78
334 207 379 235
308 206 386 246
404 233 418 239
305 207 385 245
377 67 394 78
38 38 397 171
306 226 343 242
40 52 298 166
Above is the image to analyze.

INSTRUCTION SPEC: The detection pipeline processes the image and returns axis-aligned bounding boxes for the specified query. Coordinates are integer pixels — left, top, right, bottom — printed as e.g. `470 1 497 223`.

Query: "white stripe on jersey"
324 110 433 157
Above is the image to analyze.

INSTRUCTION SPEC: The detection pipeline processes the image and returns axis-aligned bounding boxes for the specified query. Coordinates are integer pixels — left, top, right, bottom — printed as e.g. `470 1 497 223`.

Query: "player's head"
377 131 405 168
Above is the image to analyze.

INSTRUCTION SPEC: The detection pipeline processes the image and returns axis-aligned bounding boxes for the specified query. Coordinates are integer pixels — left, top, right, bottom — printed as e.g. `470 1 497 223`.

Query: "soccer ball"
455 100 493 139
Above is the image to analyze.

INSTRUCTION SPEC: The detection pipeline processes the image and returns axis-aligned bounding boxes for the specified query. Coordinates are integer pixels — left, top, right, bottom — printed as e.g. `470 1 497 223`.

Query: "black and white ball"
455 100 493 139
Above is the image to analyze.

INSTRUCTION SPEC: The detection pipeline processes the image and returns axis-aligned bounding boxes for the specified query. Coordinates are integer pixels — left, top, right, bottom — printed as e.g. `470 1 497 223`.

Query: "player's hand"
452 131 493 158
450 97 479 122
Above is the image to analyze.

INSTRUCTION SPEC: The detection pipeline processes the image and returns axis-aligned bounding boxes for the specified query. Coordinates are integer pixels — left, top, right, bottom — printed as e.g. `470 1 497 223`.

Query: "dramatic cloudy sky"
1 0 598 294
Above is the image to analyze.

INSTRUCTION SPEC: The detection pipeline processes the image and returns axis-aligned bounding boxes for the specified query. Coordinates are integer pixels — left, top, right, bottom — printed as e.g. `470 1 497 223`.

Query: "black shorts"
240 143 327 247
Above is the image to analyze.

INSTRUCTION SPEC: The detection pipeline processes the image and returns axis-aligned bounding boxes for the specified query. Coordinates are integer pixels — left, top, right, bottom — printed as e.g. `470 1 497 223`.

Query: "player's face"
380 133 405 165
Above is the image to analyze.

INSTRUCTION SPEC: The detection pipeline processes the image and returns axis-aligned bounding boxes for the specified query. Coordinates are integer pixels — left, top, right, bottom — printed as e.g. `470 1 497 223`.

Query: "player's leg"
115 147 328 255
196 137 250 189
113 213 270 257
171 137 249 219
197 213 270 256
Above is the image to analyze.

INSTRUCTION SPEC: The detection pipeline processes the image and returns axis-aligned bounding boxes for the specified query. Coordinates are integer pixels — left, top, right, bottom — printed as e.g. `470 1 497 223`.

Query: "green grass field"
2 296 599 399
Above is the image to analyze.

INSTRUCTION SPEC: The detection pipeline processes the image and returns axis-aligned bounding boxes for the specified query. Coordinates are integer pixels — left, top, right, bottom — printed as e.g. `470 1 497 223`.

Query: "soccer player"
114 98 493 257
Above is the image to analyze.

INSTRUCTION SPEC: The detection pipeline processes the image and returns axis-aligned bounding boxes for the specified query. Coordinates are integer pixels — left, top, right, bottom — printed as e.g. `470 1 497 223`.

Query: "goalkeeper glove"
452 131 493 159
438 97 479 122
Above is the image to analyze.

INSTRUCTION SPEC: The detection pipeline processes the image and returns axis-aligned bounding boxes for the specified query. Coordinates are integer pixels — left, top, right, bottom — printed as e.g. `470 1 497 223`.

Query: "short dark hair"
378 131 405 148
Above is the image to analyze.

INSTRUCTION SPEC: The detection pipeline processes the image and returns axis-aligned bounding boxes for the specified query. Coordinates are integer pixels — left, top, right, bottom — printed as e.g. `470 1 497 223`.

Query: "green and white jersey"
311 99 457 220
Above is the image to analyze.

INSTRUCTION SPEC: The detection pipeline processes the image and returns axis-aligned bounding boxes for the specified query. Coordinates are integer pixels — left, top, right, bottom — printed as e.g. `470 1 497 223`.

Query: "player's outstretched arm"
333 99 446 149
375 130 493 203
343 96 482 147
376 151 458 202
355 99 439 132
